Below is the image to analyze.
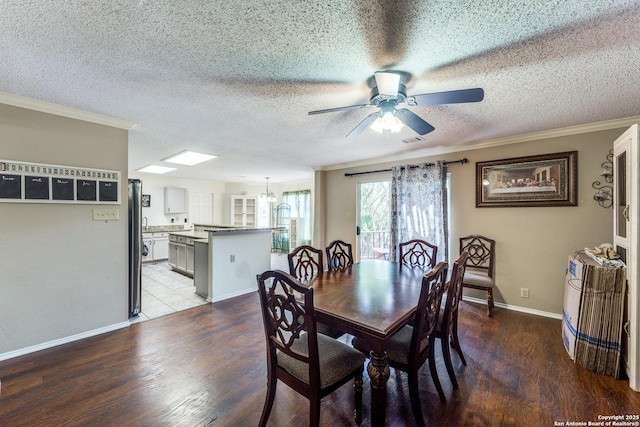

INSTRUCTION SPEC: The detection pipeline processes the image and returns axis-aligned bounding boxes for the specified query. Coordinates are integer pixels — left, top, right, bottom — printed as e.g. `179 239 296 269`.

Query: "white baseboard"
462 296 562 320
209 287 255 303
0 321 130 362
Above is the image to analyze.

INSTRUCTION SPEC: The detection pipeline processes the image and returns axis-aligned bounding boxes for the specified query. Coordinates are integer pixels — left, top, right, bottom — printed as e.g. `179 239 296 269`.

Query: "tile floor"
134 253 290 322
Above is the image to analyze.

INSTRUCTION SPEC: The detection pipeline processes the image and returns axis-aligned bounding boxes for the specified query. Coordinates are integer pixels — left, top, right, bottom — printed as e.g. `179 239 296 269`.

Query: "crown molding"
319 115 640 172
0 91 136 130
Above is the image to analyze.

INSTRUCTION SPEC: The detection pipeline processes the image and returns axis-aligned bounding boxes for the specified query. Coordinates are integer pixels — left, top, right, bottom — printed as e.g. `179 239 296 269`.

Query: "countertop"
192 224 276 234
167 230 209 240
142 225 188 233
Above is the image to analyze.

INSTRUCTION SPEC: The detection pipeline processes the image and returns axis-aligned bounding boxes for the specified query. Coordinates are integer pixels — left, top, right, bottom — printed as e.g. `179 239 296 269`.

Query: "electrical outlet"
230 254 235 263
520 288 529 298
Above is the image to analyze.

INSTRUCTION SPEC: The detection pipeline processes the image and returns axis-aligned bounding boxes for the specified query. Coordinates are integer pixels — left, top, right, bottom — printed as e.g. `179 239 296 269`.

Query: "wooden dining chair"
352 262 449 425
434 251 469 389
325 240 353 271
288 245 324 281
287 245 344 339
459 235 496 317
399 239 438 268
256 270 365 427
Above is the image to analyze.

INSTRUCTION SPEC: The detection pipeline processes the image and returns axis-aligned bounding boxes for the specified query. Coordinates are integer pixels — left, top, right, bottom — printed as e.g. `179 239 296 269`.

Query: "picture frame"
142 194 151 207
476 151 578 207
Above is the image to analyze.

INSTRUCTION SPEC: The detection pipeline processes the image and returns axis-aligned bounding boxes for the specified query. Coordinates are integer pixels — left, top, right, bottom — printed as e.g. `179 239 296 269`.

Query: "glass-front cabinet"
613 124 639 392
230 195 269 227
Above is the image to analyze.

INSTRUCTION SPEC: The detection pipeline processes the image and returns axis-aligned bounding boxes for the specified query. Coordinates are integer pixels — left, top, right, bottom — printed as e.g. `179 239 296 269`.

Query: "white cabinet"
230 195 270 227
186 244 195 274
168 234 195 276
143 232 170 261
231 195 257 227
153 234 169 260
164 187 188 214
289 217 307 248
613 124 639 391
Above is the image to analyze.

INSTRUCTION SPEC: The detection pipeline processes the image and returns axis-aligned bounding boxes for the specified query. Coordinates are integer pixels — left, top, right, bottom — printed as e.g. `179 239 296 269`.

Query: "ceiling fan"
308 71 484 138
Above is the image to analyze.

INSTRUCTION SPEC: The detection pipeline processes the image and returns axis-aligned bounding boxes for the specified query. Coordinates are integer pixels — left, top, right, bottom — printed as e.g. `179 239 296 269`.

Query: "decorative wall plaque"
0 160 120 204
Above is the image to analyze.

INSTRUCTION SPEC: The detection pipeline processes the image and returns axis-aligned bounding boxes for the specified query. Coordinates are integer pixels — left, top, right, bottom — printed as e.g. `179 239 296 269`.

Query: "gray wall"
0 104 129 355
319 128 623 315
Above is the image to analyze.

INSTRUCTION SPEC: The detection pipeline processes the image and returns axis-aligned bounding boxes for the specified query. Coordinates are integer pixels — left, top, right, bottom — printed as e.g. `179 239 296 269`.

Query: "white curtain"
283 190 312 244
390 162 448 263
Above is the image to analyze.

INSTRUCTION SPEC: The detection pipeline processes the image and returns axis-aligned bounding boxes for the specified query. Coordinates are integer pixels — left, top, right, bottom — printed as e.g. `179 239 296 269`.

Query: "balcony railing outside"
360 230 391 260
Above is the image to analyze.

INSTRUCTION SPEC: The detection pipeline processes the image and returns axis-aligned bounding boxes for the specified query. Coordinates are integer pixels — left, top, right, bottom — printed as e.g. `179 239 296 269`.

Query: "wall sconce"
592 149 613 208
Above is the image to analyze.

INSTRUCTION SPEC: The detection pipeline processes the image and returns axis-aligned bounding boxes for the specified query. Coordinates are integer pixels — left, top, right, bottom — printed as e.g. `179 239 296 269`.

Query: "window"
282 190 312 245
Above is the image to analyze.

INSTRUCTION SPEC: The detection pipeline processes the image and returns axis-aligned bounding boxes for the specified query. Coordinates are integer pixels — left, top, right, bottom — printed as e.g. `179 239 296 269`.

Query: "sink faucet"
143 216 148 230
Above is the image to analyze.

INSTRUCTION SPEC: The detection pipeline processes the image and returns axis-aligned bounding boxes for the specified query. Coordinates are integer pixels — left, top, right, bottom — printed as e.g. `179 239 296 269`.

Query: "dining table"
308 259 431 427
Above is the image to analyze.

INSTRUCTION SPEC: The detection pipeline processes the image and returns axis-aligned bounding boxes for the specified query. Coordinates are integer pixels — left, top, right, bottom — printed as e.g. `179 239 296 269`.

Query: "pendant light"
261 177 277 203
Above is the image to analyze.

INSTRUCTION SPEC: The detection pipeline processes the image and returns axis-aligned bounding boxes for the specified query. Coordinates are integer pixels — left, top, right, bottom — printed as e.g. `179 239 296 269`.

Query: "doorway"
357 180 391 261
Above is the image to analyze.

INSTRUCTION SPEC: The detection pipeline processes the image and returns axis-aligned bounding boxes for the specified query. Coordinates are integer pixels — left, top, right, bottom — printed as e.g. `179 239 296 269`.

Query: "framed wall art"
476 151 577 207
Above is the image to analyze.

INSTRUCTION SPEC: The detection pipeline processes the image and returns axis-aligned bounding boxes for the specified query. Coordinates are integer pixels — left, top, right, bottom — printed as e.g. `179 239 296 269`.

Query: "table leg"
368 350 390 426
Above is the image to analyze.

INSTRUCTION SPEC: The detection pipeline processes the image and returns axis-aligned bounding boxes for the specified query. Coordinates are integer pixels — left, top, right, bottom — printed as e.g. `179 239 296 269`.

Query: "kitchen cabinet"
143 232 170 262
164 187 187 214
230 195 270 227
231 195 257 227
186 244 195 274
168 233 195 276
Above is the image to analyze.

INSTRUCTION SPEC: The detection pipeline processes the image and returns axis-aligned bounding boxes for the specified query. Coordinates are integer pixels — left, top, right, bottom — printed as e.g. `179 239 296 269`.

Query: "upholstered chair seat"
279 333 365 388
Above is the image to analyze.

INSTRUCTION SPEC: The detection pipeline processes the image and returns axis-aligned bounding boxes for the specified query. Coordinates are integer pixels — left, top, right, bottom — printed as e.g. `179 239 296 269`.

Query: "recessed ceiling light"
137 165 176 174
163 150 218 166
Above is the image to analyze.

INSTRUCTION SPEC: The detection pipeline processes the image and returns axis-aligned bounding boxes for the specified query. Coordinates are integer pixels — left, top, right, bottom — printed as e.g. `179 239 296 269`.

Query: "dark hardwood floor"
1 294 638 426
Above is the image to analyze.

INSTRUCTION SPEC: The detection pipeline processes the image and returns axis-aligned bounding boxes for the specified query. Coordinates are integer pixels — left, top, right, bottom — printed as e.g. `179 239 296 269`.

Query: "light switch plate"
93 208 120 221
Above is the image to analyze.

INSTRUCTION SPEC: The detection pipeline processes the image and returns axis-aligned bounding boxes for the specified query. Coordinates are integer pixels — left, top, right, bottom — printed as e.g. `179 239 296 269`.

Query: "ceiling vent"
402 136 425 144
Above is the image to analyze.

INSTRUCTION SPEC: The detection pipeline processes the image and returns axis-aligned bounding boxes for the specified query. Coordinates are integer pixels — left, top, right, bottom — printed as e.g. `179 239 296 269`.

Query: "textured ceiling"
1 1 640 183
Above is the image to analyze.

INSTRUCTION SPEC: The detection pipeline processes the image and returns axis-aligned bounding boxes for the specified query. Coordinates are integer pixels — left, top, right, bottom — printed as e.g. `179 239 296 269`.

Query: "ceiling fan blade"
308 103 373 115
346 112 380 138
410 88 484 106
395 109 435 135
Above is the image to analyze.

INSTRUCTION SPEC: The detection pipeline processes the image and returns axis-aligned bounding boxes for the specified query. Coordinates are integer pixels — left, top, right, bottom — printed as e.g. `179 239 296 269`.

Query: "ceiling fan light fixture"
370 112 404 133
374 71 400 98
381 111 396 129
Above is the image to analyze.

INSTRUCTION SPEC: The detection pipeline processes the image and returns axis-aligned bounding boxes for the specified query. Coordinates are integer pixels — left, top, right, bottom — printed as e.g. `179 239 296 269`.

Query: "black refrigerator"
128 179 142 318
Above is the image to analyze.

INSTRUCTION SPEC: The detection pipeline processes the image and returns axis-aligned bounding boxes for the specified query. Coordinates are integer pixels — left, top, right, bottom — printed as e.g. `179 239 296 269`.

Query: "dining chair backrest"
288 245 324 281
256 269 365 426
325 240 353 271
257 270 321 388
410 262 448 364
442 251 469 336
399 239 438 268
459 235 495 278
459 234 496 317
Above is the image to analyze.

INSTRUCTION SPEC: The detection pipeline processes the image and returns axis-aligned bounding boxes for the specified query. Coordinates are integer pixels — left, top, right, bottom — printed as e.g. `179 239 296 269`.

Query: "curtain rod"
344 158 469 177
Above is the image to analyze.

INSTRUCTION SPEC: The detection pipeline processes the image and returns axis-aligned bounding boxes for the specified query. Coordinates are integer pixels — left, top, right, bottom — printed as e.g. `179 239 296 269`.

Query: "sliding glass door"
357 180 391 261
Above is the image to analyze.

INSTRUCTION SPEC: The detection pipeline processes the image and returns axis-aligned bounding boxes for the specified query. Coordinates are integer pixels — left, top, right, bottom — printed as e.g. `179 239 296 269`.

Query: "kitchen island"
170 224 272 303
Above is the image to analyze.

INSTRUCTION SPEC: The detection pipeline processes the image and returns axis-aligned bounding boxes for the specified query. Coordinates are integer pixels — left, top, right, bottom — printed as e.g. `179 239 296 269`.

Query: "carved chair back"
325 240 353 271
256 270 321 388
399 239 438 268
410 262 448 365
459 235 495 278
288 245 324 281
442 251 469 334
